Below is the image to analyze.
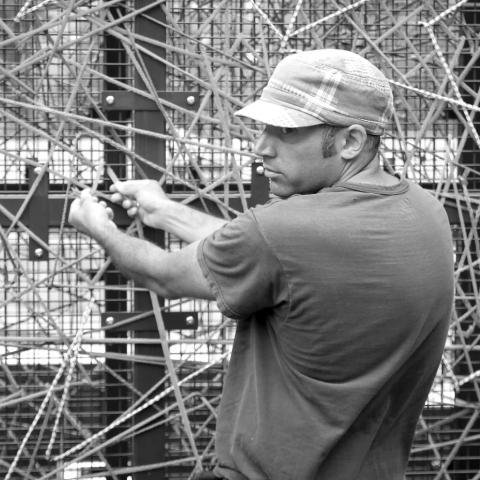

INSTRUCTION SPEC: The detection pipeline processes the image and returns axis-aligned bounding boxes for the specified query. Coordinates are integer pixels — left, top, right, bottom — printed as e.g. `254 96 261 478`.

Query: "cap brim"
235 99 325 128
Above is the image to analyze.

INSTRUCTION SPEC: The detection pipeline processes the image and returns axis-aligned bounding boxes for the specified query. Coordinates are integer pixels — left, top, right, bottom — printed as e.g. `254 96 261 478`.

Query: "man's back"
198 179 453 480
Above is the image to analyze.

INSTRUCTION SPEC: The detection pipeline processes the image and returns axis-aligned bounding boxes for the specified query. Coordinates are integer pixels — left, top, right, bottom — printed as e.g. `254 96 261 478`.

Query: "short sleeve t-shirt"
197 180 454 480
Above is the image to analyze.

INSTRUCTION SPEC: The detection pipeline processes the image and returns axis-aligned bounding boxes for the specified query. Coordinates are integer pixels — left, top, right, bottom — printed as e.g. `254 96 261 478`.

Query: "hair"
318 125 381 159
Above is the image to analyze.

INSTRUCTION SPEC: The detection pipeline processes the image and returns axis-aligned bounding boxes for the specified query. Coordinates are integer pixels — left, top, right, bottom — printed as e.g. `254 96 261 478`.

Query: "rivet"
255 165 265 176
34 248 43 258
186 315 195 326
34 166 42 175
105 95 115 105
186 95 196 106
105 316 115 325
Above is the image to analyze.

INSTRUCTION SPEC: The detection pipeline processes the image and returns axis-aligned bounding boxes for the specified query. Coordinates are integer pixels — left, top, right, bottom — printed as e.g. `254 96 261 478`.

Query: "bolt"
255 165 265 176
105 316 114 325
186 95 196 106
105 95 115 105
34 248 43 258
186 315 195 326
34 166 42 175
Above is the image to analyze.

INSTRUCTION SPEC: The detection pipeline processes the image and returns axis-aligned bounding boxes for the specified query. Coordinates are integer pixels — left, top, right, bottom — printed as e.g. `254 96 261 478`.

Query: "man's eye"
280 127 296 135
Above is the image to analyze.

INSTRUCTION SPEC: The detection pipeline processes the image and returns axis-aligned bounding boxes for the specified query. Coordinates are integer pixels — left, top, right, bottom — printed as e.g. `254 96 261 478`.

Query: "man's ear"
340 125 367 160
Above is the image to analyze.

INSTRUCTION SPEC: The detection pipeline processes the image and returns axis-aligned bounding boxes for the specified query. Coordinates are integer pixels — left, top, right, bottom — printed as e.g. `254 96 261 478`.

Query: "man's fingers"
110 192 123 204
110 181 142 206
110 180 141 197
80 188 98 201
122 199 134 209
106 207 114 220
111 192 137 211
68 197 85 227
127 206 138 217
69 198 81 215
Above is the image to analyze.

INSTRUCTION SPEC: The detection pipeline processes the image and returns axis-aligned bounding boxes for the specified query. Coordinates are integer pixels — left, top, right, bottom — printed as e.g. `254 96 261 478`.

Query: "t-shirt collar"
325 179 410 195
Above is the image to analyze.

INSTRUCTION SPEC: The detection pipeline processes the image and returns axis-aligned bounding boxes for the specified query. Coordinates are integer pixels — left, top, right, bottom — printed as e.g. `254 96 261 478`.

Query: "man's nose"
253 130 275 158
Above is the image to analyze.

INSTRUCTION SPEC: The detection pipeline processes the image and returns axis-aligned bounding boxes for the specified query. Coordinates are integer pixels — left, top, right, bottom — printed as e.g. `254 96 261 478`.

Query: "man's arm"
109 180 227 243
69 189 214 300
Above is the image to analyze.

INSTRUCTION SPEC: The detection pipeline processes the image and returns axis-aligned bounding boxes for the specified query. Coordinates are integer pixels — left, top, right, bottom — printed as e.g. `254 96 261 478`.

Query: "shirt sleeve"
197 210 287 319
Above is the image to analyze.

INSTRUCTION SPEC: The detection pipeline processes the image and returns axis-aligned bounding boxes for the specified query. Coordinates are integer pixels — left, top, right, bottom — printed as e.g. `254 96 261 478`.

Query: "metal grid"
0 0 480 479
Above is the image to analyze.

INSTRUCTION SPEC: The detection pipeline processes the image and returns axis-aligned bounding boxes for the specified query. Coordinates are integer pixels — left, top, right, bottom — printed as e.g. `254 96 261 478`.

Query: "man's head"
236 49 393 197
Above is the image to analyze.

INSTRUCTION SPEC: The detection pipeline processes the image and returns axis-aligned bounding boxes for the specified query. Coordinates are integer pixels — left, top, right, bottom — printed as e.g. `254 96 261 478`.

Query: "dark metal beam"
0 192 469 229
102 90 199 111
0 195 251 228
26 165 49 260
101 312 198 331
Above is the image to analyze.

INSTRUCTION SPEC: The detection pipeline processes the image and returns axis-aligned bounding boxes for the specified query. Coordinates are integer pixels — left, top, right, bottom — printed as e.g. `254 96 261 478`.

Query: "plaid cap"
235 49 393 135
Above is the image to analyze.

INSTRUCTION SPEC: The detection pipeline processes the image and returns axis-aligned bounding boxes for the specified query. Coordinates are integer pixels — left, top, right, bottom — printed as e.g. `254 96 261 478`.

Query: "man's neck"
338 156 400 187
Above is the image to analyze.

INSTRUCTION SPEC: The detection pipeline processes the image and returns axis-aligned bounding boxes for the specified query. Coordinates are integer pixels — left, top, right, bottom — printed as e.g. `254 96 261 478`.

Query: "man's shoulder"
246 193 341 245
249 192 342 224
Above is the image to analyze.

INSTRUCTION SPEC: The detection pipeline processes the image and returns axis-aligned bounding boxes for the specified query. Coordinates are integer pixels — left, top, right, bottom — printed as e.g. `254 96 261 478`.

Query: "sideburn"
319 125 342 157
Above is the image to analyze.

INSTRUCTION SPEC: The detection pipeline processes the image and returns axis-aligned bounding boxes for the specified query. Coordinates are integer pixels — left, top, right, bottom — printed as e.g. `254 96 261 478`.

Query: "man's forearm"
96 225 172 297
162 201 227 243
92 224 213 300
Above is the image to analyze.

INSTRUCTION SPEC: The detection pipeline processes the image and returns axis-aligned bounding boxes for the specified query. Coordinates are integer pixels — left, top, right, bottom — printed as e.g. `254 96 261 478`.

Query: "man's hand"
110 178 227 243
109 180 171 230
69 189 116 240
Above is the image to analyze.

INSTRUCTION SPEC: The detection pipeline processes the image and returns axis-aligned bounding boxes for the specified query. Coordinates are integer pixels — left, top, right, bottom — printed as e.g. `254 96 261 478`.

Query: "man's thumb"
112 180 138 196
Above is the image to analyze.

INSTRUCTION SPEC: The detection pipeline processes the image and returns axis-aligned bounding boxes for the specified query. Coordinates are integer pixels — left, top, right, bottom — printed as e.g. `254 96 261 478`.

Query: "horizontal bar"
0 335 233 345
101 311 198 330
0 194 247 228
102 90 199 111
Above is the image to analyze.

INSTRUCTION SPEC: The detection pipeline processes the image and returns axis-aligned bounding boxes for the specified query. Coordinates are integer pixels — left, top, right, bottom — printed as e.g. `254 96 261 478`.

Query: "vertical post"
101 3 199 476
132 2 167 479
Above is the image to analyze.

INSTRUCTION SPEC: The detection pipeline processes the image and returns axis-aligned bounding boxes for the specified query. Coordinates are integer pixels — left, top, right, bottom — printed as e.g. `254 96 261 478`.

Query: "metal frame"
1 1 480 479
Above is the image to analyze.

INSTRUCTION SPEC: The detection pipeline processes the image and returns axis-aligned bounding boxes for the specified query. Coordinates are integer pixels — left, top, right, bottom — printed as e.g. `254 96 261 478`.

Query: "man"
69 49 454 480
